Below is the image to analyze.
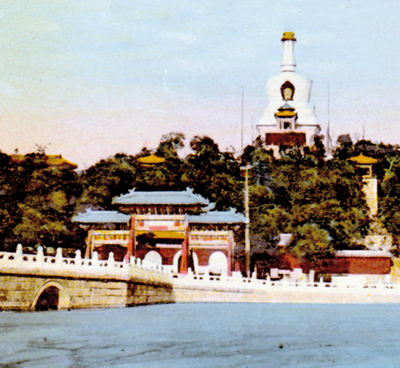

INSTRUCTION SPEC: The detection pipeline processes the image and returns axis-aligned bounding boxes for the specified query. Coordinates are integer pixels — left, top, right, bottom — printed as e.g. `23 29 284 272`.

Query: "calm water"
0 303 399 368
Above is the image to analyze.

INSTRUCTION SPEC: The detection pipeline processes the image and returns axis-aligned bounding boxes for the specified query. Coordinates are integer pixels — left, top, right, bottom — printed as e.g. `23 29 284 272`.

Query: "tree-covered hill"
1 133 400 264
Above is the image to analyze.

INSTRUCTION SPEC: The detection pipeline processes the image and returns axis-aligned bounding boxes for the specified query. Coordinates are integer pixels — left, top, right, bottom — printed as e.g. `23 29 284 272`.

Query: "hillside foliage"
1 133 400 263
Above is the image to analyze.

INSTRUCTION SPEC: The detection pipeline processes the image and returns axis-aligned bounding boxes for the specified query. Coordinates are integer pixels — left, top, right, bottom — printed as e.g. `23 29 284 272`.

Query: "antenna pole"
241 86 244 152
327 83 333 153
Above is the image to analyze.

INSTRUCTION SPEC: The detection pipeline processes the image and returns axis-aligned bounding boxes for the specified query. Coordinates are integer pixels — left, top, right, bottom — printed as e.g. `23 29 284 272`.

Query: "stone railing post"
108 252 115 268
55 248 63 265
37 246 44 265
308 270 315 283
75 249 82 266
15 244 23 264
92 251 99 267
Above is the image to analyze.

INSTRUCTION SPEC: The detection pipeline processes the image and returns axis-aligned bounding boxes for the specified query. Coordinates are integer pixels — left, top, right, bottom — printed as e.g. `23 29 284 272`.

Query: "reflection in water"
0 303 399 367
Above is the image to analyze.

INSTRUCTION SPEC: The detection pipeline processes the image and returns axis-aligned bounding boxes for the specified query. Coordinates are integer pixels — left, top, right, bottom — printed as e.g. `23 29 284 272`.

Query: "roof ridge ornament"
281 32 296 42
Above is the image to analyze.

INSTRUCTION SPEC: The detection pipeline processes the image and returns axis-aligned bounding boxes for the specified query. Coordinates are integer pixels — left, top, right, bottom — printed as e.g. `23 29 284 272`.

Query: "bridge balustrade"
0 244 170 278
0 245 396 293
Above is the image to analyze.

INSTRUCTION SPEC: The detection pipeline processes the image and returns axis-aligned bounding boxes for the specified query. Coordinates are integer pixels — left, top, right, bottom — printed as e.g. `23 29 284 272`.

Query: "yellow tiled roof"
137 154 166 164
45 155 78 168
10 154 78 169
348 154 378 164
275 110 296 117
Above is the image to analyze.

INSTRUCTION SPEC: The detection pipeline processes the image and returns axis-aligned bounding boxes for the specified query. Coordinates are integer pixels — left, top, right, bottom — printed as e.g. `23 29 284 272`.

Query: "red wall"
318 257 392 275
265 132 306 146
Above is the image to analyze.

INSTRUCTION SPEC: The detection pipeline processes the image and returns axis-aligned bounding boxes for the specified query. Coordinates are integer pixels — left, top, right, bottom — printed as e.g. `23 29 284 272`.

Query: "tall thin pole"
244 165 251 278
241 86 244 152
326 83 333 154
251 114 254 144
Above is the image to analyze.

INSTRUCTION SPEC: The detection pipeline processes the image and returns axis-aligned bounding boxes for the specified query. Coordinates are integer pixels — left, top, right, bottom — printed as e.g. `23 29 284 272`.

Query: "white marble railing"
0 245 396 292
0 244 170 277
173 270 397 291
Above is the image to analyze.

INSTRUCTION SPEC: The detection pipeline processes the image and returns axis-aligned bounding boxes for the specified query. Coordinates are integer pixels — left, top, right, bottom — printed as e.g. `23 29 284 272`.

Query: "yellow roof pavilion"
348 154 378 165
137 154 166 165
10 154 77 169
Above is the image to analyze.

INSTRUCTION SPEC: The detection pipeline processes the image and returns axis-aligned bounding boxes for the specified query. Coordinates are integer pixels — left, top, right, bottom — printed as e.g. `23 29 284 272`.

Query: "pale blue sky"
0 0 399 168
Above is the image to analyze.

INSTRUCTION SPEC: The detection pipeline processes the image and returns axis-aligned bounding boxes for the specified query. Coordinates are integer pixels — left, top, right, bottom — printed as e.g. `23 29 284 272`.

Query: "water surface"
0 303 399 367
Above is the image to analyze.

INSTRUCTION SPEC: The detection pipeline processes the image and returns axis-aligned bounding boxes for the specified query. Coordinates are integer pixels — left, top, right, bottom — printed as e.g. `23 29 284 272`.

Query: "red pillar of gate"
227 231 232 277
127 215 136 259
180 223 189 274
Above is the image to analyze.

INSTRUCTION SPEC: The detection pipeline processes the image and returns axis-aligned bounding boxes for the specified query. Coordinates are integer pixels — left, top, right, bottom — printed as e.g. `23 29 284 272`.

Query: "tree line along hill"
1 132 400 267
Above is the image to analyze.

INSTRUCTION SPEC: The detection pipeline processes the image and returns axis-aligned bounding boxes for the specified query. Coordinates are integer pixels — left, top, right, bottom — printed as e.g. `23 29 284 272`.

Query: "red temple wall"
319 257 392 275
283 255 392 275
265 132 306 146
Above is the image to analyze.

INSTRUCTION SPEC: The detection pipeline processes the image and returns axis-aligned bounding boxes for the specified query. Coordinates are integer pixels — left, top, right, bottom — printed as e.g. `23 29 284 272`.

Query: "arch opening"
173 250 197 274
209 251 228 275
143 250 162 265
35 286 59 311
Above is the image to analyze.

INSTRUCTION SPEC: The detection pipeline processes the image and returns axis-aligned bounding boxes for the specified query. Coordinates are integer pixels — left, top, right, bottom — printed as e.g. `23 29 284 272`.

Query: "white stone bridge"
1 246 400 311
0 245 174 311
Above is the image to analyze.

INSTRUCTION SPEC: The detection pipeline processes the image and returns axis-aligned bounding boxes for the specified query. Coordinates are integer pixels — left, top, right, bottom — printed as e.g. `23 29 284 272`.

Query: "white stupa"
256 32 320 147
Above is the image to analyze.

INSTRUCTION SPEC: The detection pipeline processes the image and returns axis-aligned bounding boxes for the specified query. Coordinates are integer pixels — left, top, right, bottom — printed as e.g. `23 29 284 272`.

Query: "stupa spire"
281 32 296 72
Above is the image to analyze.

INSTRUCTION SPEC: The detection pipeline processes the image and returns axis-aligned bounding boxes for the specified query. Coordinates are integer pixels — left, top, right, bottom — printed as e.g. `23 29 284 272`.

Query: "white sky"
0 0 400 168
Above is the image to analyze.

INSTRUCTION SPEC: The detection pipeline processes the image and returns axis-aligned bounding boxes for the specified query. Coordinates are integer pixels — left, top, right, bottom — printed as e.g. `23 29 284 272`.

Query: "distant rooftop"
188 209 248 224
336 250 391 258
113 188 209 206
10 154 77 169
137 154 166 165
72 209 130 224
348 154 378 165
276 233 292 246
72 208 247 224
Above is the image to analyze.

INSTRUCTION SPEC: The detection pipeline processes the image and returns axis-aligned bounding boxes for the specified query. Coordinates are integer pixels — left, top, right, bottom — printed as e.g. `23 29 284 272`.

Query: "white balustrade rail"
0 245 397 293
0 244 171 278
172 269 398 292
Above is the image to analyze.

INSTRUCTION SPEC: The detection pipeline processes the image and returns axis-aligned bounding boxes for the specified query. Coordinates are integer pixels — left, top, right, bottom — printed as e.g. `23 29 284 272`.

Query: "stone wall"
0 275 128 311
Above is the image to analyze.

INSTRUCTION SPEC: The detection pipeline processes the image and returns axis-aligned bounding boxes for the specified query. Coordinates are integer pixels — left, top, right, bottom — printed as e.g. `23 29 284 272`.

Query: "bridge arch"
32 281 70 311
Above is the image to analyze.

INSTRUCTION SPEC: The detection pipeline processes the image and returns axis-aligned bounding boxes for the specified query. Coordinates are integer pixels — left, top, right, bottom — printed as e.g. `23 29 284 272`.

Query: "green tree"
183 136 243 211
78 153 136 210
380 151 400 252
134 132 186 191
243 141 370 264
0 152 83 251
